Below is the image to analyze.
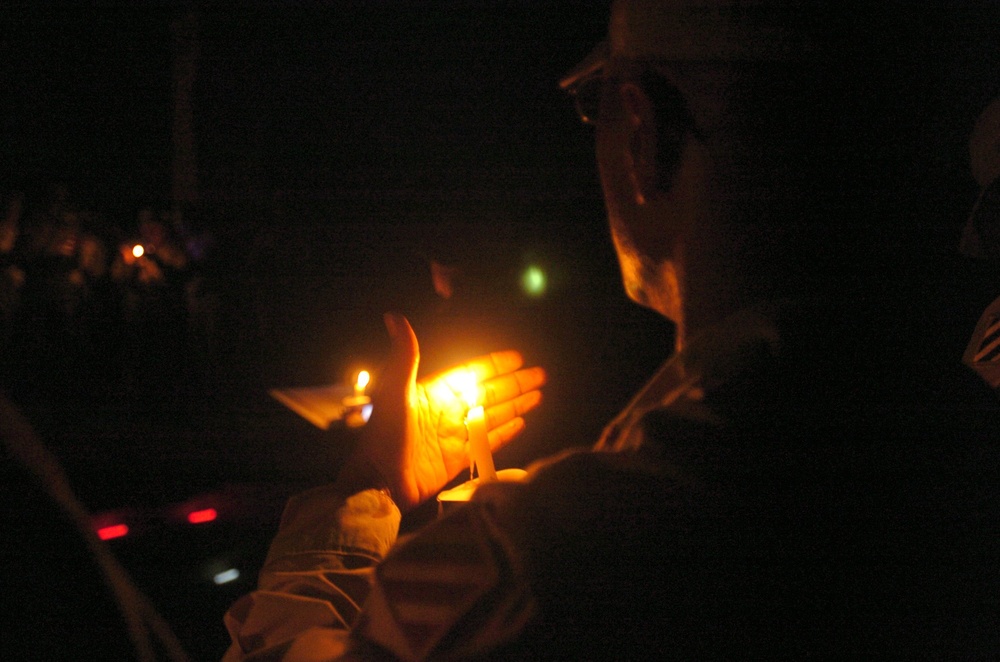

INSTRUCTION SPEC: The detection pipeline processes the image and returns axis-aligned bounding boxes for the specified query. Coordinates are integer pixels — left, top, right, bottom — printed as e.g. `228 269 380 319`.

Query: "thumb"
379 312 419 399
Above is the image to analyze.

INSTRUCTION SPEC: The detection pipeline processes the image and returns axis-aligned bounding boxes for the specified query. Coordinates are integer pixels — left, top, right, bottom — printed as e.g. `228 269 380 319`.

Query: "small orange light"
187 508 218 524
355 370 370 393
132 244 145 258
97 524 129 540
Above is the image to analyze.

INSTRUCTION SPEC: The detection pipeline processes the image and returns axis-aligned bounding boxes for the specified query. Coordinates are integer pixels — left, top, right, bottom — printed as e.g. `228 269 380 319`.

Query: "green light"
521 265 547 297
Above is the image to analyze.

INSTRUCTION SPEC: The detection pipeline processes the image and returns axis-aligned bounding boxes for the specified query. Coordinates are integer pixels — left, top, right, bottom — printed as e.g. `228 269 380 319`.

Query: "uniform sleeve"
223 481 538 662
222 486 400 661
351 489 538 661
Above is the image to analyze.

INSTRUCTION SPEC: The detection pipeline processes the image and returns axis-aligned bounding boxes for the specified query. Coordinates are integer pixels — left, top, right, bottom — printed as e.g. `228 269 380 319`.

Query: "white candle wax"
466 405 497 482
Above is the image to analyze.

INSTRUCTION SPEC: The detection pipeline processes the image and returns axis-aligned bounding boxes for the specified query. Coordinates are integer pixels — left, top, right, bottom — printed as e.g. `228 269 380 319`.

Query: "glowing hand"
336 313 546 512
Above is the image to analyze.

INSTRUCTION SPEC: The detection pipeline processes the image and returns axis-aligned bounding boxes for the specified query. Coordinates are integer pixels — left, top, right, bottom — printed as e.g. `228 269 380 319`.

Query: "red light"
187 508 217 524
97 524 129 540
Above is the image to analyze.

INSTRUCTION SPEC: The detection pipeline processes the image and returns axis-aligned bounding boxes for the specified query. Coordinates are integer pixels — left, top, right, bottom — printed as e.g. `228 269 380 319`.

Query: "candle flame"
425 367 481 412
132 244 145 258
355 370 370 392
446 370 479 409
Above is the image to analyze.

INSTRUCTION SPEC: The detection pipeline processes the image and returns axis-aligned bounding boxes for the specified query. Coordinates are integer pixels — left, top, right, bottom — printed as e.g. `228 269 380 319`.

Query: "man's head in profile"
562 0 834 350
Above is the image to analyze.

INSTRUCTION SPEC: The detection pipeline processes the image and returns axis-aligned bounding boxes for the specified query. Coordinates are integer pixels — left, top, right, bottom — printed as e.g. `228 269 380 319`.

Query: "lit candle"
437 368 528 516
451 371 497 483
342 370 372 428
354 370 370 398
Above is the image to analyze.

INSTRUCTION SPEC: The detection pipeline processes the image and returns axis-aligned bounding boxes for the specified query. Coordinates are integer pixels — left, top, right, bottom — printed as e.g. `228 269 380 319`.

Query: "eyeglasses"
567 67 703 141
566 73 606 125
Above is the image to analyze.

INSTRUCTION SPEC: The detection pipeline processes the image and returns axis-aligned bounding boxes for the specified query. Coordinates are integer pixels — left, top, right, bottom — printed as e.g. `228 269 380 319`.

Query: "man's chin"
621 257 681 323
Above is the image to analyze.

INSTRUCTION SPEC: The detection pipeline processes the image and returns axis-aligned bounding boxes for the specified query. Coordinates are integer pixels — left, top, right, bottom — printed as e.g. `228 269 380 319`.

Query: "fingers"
460 350 526 382
486 389 543 431
421 351 547 408
383 312 418 366
376 312 419 403
482 366 547 407
486 416 526 452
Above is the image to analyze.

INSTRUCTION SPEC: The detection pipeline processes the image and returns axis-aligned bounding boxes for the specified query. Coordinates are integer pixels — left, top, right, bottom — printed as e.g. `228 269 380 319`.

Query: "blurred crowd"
0 184 218 422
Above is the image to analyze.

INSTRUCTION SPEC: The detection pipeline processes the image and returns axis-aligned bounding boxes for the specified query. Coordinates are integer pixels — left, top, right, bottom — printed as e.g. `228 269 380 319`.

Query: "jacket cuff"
264 486 401 566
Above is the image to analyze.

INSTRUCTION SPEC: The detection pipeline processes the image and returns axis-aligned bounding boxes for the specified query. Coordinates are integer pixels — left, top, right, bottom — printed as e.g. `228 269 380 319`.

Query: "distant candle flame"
132 244 145 258
355 370 370 392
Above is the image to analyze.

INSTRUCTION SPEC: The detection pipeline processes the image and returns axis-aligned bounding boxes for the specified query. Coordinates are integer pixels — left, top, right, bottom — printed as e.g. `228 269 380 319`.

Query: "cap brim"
558 41 609 91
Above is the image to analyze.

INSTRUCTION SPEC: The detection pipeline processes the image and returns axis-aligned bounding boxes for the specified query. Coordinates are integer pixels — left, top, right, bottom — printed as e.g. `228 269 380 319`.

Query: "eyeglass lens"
572 76 604 125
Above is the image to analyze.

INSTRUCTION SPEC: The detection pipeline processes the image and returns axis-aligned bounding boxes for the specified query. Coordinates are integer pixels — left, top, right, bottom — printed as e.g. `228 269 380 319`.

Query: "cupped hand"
336 313 546 512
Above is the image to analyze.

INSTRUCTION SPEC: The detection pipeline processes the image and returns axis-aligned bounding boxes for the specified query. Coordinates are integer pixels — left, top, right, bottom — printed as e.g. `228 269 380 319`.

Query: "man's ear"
619 82 658 206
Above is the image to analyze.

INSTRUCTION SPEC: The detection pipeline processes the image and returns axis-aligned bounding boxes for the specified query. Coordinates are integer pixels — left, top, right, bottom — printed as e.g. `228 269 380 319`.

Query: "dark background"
2 2 999 658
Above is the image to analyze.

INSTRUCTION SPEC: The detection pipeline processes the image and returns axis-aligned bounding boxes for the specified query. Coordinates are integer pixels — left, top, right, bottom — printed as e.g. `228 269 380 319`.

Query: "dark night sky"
3 3 610 203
